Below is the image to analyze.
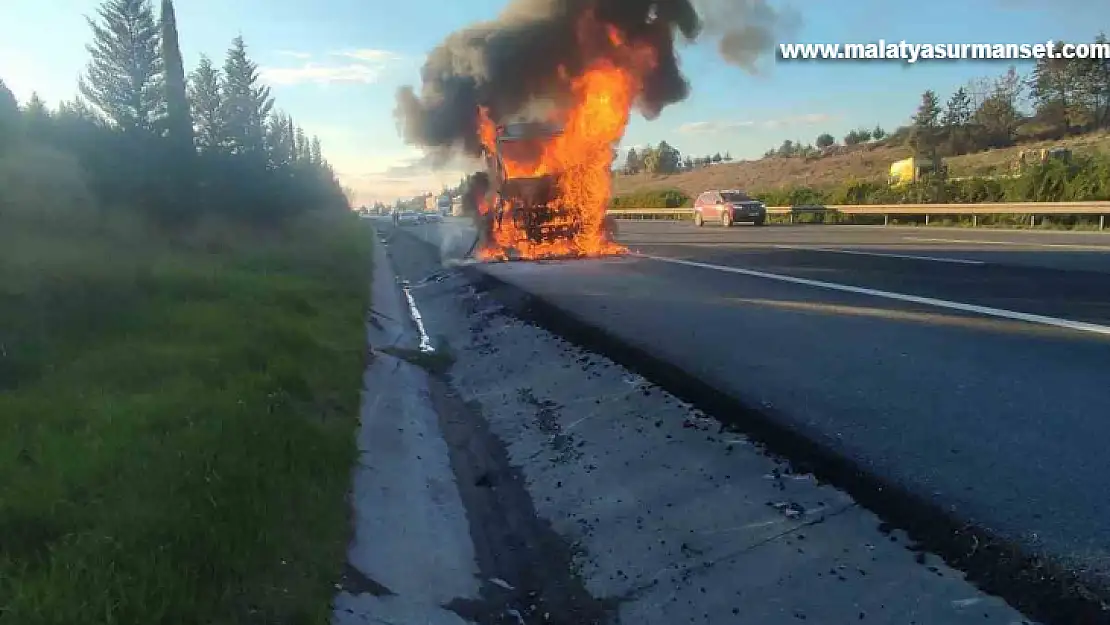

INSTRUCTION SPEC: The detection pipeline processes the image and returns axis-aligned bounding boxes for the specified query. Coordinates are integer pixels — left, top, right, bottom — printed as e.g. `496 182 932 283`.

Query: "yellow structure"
889 156 944 186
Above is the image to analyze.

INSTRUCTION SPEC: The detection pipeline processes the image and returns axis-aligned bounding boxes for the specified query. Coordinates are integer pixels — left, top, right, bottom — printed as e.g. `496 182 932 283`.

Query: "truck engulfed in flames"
467 21 655 261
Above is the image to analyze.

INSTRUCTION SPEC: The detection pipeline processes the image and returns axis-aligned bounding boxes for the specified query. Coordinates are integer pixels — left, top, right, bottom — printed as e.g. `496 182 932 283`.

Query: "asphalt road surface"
438 220 1110 592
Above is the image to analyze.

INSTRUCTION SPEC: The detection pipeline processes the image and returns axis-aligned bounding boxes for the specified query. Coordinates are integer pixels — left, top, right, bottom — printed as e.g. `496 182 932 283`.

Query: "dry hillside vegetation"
613 132 1110 198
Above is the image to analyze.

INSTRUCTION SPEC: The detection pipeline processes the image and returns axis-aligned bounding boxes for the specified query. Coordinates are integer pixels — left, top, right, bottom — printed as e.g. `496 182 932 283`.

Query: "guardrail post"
924 214 929 226
972 214 978 227
1030 214 1036 227
1101 215 1106 230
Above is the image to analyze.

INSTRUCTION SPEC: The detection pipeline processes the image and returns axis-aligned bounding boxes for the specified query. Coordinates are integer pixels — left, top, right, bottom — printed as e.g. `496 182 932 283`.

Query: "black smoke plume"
395 0 795 158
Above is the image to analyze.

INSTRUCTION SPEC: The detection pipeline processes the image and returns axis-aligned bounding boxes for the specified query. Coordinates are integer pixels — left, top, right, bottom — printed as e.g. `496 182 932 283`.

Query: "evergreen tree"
910 89 942 155
309 136 322 166
265 111 294 169
941 87 972 128
22 92 52 139
221 36 272 157
79 0 164 133
872 125 887 140
159 0 192 149
294 125 309 162
286 116 298 161
187 55 224 152
0 78 19 148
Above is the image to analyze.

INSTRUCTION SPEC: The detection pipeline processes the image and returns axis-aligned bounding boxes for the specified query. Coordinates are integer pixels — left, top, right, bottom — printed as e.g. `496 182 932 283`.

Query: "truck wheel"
721 211 732 227
694 212 704 227
754 217 766 226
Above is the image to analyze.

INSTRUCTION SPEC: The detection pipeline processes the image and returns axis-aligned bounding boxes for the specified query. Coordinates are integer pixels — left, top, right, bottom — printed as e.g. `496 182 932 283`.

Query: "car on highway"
693 189 766 227
397 211 421 226
423 211 443 223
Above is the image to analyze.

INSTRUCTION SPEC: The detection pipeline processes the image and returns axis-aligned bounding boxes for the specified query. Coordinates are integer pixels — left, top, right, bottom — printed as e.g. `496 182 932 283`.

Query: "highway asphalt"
421 219 1110 596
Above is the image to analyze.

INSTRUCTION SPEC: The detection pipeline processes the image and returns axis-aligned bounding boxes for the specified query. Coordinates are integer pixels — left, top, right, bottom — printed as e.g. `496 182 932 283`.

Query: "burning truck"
466 119 619 261
396 0 790 261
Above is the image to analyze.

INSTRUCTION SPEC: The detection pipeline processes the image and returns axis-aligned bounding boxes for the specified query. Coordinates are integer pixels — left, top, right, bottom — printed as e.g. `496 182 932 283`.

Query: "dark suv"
693 189 767 227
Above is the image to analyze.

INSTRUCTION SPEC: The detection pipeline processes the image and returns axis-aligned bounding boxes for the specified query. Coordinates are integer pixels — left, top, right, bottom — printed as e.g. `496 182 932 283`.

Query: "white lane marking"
773 244 984 265
637 253 1110 337
905 236 1110 251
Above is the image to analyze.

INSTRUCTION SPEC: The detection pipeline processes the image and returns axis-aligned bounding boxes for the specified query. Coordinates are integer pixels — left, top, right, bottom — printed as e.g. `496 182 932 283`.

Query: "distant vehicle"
693 189 766 227
889 156 946 186
436 194 452 215
397 211 421 226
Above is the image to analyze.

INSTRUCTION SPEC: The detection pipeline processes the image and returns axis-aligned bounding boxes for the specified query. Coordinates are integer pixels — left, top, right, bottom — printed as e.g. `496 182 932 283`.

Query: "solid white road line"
637 253 1110 337
904 236 1110 251
773 245 984 265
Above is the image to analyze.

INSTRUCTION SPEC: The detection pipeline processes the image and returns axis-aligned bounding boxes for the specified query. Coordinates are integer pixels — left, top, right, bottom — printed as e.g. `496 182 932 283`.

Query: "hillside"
613 132 1110 199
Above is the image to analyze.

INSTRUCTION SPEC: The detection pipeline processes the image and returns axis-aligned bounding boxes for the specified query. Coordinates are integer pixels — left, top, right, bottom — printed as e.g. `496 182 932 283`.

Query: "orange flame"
473 15 657 261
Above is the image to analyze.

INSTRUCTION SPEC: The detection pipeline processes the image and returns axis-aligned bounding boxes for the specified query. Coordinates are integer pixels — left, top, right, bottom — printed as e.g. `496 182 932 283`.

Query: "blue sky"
1 0 1106 204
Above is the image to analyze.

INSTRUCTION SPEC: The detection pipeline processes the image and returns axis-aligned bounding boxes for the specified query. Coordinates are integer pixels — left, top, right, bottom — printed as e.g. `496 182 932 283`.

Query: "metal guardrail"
608 202 1110 229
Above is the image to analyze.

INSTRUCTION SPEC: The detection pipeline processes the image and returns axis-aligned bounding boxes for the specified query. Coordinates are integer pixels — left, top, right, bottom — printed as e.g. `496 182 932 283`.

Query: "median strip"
638 253 1110 337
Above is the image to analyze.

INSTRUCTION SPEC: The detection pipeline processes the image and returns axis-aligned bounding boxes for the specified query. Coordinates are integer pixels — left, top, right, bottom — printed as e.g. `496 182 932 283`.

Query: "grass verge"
0 208 372 624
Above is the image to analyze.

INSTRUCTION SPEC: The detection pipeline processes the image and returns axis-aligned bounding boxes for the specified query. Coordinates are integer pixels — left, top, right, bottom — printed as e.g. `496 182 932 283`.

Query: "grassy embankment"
611 132 1110 230
0 147 372 624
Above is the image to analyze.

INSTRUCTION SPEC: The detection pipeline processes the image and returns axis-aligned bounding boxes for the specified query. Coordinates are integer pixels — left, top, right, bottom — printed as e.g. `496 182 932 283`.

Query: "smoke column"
395 0 797 157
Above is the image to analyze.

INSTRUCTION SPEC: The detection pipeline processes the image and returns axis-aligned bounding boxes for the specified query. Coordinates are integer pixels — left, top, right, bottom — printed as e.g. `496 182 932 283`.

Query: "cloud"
331 49 401 63
261 63 385 85
274 50 312 59
260 48 401 86
678 113 832 133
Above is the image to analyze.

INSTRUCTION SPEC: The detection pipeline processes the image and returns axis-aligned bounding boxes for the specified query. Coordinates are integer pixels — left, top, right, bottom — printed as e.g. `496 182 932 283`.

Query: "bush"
609 188 690 208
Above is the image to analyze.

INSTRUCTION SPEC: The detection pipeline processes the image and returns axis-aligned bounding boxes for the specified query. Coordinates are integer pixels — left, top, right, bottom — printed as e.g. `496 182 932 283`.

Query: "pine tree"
294 125 309 162
286 116 298 161
0 78 19 148
187 55 224 152
23 92 52 139
910 89 942 155
80 0 164 133
221 36 273 157
265 111 294 169
160 0 192 149
309 136 322 166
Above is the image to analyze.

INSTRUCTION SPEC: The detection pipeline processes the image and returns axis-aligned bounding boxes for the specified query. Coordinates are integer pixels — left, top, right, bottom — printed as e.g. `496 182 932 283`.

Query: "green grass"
0 208 372 624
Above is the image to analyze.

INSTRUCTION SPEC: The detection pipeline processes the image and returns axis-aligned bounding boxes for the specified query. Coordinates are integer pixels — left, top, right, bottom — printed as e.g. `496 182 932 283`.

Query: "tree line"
0 0 347 228
620 143 735 175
